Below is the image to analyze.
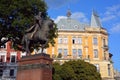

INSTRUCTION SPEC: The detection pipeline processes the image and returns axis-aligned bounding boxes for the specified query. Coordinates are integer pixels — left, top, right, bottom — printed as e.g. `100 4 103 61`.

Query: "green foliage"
52 60 102 80
47 23 58 48
0 0 58 50
52 62 62 80
57 53 62 58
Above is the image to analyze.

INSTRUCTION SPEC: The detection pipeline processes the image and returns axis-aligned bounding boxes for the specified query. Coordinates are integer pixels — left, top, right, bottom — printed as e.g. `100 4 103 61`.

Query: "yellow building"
46 11 114 80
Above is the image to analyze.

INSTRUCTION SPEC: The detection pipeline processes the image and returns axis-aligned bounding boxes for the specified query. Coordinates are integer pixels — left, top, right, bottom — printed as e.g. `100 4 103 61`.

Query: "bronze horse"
22 19 54 55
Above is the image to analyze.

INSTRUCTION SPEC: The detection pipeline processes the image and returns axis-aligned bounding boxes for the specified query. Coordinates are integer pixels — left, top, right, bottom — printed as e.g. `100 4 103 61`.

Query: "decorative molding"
18 63 52 71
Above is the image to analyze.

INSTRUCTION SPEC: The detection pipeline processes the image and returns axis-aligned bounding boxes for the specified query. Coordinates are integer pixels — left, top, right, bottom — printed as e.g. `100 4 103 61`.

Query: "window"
77 37 82 44
11 55 16 63
58 48 62 54
0 70 3 76
0 55 5 62
72 37 82 44
63 49 68 57
10 69 14 76
94 64 100 72
108 64 111 76
72 49 77 56
94 49 98 58
58 38 62 44
78 49 82 57
93 37 98 45
63 37 68 44
60 25 64 29
74 25 78 29
103 39 106 46
72 37 75 44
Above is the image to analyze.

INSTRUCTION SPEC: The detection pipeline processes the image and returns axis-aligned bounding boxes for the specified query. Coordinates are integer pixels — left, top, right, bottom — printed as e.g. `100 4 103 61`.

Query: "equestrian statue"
22 12 55 55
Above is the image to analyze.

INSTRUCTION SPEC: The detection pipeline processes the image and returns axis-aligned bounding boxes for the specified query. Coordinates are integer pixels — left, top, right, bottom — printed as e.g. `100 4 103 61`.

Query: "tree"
57 53 62 58
0 0 58 50
53 60 102 80
52 62 62 80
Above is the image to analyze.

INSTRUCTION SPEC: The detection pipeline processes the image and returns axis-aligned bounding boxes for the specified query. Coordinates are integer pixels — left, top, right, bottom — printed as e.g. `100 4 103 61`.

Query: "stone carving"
18 63 52 71
22 12 54 55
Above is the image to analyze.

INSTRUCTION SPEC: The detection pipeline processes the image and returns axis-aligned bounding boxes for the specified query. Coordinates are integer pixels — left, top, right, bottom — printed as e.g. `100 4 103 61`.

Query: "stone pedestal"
16 53 53 80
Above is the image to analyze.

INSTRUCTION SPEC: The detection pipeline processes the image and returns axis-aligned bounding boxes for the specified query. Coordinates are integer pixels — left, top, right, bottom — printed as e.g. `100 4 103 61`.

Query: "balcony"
102 45 109 51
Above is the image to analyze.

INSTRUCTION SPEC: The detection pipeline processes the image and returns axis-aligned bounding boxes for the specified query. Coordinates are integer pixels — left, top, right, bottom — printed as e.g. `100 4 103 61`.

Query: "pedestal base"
16 53 53 80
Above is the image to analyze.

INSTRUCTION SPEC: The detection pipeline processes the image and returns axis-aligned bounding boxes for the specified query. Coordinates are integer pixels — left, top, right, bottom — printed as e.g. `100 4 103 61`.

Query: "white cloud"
71 12 89 23
102 4 120 22
110 23 120 33
54 12 88 23
106 4 120 12
102 15 116 22
53 16 67 23
101 4 120 34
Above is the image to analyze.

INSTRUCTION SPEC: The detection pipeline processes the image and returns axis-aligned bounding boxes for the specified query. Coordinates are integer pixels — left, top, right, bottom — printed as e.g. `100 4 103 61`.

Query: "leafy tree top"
0 0 58 51
53 60 102 80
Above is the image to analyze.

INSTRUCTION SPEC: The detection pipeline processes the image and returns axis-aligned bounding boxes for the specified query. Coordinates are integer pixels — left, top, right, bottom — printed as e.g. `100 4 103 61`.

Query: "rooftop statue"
22 12 54 55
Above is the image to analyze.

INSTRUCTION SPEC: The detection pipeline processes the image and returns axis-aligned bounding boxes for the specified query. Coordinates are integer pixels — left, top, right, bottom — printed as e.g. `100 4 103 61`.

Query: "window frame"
77 37 82 44
78 49 82 57
93 37 98 45
94 49 98 58
63 49 68 57
58 48 62 54
58 37 62 44
10 52 17 63
10 69 14 77
63 37 68 44
72 49 77 56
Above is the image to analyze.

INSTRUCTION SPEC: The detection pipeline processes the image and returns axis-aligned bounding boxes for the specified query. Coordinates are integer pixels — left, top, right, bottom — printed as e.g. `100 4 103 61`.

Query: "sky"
44 0 120 72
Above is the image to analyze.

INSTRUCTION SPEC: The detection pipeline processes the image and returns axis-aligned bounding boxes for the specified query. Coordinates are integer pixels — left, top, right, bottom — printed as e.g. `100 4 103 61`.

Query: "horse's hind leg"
25 39 31 56
21 36 26 51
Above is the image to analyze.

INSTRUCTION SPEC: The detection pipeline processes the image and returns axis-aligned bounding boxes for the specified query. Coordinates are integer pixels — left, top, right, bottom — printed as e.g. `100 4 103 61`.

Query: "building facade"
114 70 120 80
0 11 115 80
46 11 115 80
0 41 26 80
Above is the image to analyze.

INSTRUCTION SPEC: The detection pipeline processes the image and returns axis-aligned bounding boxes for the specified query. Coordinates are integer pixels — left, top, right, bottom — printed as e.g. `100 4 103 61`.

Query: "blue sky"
45 0 120 71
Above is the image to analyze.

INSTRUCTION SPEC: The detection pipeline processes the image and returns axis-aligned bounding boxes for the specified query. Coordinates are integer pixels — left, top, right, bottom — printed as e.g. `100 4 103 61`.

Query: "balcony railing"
53 55 83 60
2 76 16 80
0 62 7 65
102 45 109 51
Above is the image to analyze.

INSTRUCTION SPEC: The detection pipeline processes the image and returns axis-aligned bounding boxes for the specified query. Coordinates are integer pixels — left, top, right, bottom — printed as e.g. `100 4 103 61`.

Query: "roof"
90 11 102 27
57 10 103 31
57 18 89 31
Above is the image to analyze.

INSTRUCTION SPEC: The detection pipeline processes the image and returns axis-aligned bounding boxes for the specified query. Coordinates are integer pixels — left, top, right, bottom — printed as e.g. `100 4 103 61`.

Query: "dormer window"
74 25 78 29
60 25 64 29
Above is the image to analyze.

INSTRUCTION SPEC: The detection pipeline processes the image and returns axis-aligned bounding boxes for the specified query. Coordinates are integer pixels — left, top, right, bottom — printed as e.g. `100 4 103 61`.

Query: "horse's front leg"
41 40 48 53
